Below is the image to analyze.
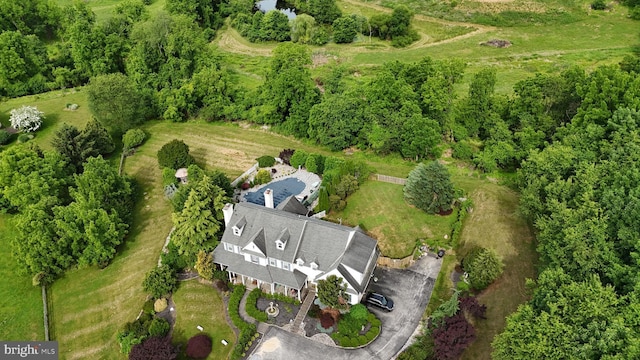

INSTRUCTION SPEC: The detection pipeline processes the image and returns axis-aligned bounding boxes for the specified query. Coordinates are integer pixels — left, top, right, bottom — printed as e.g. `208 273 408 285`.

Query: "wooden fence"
377 254 414 269
373 174 407 185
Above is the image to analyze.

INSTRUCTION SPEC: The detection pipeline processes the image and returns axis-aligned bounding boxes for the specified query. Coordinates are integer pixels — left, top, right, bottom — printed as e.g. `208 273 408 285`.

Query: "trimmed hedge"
228 285 257 360
246 288 268 322
450 199 473 248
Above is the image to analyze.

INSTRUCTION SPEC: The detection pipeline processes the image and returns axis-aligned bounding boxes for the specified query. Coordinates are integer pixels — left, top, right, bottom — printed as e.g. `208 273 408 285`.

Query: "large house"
213 191 379 304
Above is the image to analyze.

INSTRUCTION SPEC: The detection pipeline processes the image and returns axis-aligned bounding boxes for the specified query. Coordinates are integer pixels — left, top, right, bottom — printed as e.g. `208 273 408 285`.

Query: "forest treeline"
4 0 640 357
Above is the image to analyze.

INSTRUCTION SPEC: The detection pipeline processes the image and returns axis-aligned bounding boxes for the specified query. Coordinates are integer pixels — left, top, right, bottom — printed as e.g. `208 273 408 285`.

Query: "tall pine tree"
403 161 455 214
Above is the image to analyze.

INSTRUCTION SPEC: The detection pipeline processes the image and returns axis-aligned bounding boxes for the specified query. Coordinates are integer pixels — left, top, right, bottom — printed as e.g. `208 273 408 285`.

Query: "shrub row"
331 325 380 347
450 199 473 248
263 291 301 306
246 288 268 322
228 285 257 360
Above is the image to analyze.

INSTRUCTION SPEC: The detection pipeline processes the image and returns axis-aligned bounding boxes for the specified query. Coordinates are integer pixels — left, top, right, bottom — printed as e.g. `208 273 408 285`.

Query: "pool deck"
239 165 321 205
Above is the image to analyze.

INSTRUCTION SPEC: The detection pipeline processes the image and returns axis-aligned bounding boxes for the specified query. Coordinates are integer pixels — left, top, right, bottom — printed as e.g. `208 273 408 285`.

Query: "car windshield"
374 295 387 305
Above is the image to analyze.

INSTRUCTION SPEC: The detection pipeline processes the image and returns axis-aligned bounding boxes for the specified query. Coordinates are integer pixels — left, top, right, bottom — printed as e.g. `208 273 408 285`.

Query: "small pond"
255 0 298 19
244 178 305 207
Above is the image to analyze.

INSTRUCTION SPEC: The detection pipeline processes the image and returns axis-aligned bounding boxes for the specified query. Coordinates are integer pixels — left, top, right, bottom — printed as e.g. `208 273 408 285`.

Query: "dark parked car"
365 292 394 311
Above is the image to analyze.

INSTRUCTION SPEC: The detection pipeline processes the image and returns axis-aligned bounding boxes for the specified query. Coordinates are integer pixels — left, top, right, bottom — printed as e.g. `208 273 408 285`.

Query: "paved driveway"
249 255 442 360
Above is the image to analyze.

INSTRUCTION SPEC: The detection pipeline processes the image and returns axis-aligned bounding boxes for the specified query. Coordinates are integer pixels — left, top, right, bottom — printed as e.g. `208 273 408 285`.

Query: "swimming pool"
243 178 306 207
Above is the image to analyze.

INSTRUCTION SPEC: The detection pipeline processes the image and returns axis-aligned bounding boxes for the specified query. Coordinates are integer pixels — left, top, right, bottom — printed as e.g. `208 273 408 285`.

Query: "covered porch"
226 270 309 302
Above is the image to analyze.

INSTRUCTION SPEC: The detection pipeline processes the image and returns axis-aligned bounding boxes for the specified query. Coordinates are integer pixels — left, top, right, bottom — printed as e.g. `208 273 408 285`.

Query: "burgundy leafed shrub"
459 296 487 319
241 182 250 190
320 311 335 329
432 313 476 360
186 334 213 359
279 149 294 165
129 336 177 360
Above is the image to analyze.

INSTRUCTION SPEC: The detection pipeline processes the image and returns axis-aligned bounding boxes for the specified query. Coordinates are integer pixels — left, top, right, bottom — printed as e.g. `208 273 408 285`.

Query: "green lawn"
0 214 45 341
47 131 173 359
456 184 537 360
329 181 459 258
0 89 92 151
54 0 167 22
171 281 236 360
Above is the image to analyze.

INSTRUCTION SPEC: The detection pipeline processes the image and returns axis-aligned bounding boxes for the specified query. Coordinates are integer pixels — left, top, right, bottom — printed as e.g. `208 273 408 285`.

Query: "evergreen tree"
171 176 227 265
317 274 349 310
403 162 455 214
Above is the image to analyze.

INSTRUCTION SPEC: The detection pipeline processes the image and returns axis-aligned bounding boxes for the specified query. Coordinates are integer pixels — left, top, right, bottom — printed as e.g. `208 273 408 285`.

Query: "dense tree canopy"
86 73 147 133
252 43 320 137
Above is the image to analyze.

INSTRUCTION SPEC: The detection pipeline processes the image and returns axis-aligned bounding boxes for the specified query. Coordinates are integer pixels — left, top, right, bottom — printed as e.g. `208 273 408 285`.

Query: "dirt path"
213 0 495 56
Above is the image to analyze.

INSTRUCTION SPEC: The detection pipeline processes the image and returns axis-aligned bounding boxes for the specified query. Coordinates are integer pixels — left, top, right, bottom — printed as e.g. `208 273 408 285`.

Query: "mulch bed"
256 298 300 327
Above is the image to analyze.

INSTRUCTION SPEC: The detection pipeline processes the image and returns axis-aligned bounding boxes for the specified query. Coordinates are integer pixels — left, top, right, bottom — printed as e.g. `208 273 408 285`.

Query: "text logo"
1 342 58 359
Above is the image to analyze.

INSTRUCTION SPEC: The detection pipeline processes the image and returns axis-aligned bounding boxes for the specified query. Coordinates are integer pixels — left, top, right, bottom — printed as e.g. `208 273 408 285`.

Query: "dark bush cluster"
186 334 213 359
320 311 335 329
279 149 294 165
432 313 476 360
459 296 487 319
129 336 177 360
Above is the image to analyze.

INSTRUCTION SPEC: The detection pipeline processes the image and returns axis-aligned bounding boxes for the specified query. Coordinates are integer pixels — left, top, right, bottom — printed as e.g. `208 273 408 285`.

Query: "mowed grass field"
329 181 459 258
171 281 236 360
0 215 45 341
456 184 537 360
48 148 174 360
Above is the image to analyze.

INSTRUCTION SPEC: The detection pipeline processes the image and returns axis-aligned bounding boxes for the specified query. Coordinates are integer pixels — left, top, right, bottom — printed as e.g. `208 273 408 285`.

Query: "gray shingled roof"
213 246 307 290
214 246 272 284
276 196 309 215
217 202 378 294
342 232 378 273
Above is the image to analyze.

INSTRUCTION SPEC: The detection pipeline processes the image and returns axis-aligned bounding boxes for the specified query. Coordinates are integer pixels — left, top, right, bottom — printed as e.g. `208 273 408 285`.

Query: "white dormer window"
275 228 289 250
269 258 276 266
224 243 233 252
282 262 290 270
232 216 246 236
310 261 318 270
296 258 304 266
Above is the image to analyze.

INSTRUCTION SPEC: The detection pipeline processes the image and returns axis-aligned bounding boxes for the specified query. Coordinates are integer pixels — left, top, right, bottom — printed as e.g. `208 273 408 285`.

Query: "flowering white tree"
9 106 44 132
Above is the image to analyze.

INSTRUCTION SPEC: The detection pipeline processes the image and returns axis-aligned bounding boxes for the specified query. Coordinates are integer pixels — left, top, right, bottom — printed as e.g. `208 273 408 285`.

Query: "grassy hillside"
0 215 45 341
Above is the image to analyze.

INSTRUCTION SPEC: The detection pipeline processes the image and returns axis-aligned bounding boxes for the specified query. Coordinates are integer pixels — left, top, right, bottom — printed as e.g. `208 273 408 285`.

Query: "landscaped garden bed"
245 288 301 327
303 303 381 347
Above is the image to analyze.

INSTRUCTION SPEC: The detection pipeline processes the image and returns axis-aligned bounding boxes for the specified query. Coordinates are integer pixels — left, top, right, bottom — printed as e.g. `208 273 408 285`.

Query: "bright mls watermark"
1 342 58 359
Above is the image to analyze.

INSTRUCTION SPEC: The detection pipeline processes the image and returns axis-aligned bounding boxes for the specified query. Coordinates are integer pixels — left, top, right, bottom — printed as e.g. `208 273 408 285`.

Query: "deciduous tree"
9 106 44 132
86 73 146 133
